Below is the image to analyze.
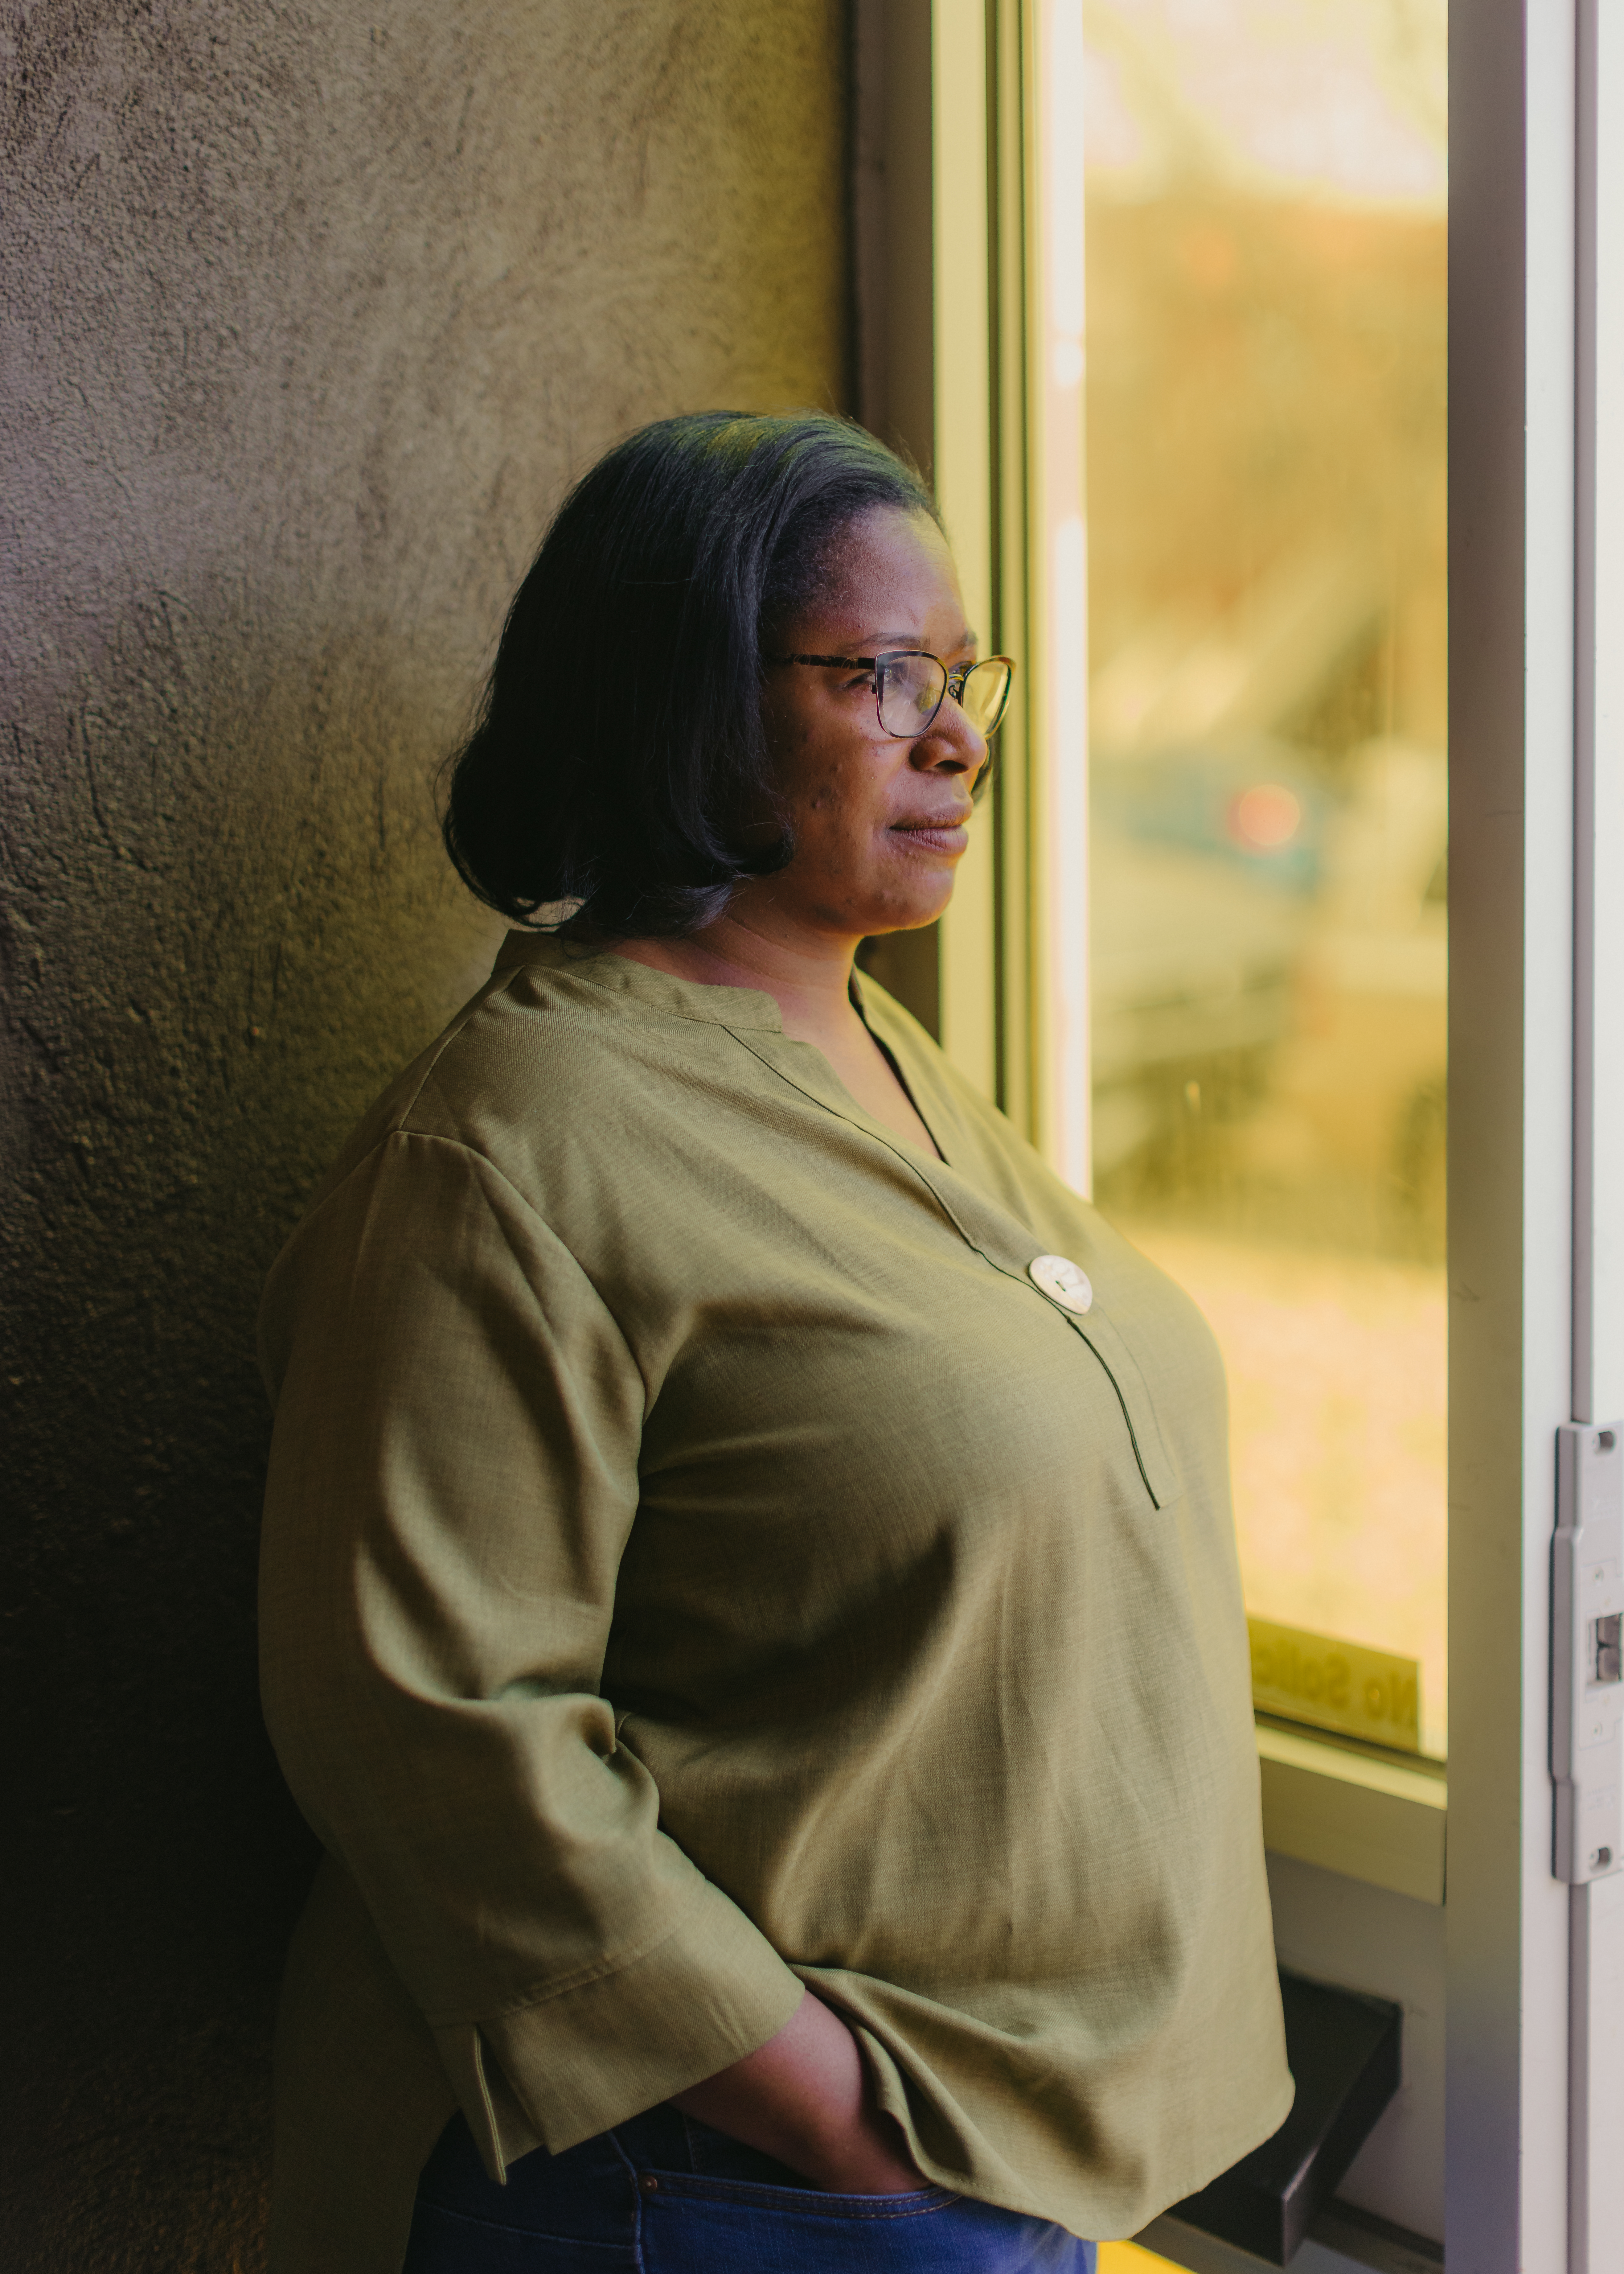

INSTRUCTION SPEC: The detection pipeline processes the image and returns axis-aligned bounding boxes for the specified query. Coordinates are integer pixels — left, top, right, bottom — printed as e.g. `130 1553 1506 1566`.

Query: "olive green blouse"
257 932 1291 2273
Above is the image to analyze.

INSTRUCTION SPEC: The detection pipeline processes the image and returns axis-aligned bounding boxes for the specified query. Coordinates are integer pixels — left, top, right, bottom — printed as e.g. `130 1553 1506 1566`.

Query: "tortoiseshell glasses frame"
768 649 1016 741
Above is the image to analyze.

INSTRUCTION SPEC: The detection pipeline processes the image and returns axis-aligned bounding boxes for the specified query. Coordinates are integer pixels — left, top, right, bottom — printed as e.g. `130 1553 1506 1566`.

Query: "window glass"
1082 0 1448 1754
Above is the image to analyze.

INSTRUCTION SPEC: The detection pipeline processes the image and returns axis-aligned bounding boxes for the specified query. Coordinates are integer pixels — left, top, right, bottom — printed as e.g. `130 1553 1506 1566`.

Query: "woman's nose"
913 706 989 777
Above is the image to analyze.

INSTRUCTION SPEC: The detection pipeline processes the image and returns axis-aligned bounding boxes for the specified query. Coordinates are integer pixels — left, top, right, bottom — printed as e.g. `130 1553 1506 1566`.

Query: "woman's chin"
854 880 958 936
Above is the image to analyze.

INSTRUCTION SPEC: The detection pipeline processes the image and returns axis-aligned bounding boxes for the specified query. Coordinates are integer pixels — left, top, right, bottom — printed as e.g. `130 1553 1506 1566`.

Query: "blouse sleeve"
256 1129 805 2165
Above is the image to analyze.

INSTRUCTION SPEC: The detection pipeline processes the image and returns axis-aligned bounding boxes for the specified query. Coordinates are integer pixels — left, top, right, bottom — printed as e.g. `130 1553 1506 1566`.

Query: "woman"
258 411 1291 2274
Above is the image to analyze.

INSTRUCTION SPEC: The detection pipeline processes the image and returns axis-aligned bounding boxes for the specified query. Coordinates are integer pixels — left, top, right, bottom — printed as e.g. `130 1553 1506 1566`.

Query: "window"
886 0 1623 2253
1075 0 1448 1758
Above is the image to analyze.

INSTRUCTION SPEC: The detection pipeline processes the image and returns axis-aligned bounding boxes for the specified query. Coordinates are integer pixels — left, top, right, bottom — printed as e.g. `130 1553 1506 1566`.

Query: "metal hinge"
1554 1422 1624 1881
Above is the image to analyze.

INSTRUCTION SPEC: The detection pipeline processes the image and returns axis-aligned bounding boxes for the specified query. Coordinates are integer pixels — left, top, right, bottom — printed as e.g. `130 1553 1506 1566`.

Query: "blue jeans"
403 2103 1097 2272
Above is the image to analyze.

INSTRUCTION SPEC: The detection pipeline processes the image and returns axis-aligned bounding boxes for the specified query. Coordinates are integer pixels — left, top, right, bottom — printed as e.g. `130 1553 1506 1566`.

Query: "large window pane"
1082 0 1448 1754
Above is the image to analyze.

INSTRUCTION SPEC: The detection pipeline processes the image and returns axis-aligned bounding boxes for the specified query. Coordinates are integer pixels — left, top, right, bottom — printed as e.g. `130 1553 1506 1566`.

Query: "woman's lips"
890 817 971 856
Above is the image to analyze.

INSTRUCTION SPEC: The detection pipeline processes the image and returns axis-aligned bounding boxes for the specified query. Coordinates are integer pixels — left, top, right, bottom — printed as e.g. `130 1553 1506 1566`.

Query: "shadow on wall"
1 1 849 2259
0 599 502 2267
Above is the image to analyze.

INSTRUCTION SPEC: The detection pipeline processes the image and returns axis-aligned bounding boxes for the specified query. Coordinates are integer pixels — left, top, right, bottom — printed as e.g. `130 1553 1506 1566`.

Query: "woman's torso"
260 932 1290 2257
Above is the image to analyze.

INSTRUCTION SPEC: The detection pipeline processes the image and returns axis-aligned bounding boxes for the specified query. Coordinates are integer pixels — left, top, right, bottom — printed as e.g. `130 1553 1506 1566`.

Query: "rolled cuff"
441 1882 806 2171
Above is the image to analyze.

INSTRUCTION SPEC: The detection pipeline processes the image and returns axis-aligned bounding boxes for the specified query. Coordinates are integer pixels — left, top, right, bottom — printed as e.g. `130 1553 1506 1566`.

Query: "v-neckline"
850 997 947 1164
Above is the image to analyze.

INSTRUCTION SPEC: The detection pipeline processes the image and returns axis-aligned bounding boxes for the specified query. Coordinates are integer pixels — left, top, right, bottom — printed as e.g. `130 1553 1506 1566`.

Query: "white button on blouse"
1028 1253 1094 1314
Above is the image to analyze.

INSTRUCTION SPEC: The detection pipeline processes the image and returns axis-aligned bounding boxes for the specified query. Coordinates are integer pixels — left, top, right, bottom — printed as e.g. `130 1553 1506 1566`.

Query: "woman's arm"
671 1989 923 2192
258 1133 808 2158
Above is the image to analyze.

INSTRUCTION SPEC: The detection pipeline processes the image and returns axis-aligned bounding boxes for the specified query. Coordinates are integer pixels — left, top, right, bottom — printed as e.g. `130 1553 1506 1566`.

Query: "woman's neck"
609 909 862 1050
609 910 941 1158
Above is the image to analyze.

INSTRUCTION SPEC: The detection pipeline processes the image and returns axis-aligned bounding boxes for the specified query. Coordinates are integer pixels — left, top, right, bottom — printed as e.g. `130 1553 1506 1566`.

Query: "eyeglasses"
770 650 1016 741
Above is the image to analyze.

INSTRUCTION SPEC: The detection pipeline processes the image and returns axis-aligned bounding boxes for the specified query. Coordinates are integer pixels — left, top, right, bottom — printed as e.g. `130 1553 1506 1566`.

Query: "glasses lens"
960 659 1014 736
876 652 948 737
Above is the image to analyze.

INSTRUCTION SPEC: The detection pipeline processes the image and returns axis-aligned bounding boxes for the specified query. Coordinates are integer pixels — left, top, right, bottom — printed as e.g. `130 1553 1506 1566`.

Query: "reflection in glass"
1082 0 1447 1754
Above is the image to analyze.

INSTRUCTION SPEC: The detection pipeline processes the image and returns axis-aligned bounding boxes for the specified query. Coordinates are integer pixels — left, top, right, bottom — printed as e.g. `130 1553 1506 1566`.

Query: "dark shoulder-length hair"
441 410 940 937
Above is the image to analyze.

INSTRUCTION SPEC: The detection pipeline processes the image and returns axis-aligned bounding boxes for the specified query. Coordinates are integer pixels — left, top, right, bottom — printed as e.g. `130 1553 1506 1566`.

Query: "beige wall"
0 5 849 2264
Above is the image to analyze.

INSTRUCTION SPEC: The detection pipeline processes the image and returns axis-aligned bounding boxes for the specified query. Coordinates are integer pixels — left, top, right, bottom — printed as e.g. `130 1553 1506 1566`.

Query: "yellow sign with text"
1248 1617 1421 1752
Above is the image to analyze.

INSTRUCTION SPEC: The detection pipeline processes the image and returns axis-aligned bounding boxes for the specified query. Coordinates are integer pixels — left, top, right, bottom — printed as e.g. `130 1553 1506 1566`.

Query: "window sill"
1256 1719 1446 1905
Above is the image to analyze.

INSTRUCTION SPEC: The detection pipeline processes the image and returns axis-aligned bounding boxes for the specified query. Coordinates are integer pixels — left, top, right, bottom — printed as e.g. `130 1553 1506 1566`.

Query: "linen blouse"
256 931 1291 2273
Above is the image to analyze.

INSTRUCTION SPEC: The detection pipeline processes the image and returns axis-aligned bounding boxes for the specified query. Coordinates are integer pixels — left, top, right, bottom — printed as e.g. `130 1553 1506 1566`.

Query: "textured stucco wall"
0 6 848 2263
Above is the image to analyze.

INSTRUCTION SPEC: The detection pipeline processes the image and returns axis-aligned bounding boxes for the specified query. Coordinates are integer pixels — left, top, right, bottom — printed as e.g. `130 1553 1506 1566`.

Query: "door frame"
1448 0 1588 2259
